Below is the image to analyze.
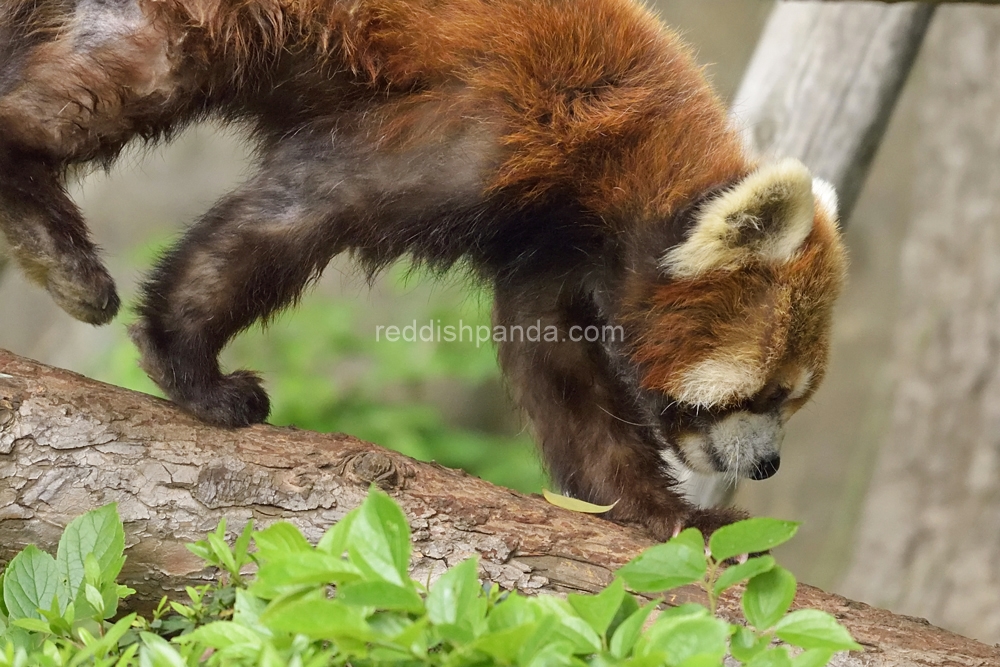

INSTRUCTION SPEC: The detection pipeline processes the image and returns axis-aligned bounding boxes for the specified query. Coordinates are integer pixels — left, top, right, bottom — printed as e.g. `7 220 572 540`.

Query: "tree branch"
0 348 997 666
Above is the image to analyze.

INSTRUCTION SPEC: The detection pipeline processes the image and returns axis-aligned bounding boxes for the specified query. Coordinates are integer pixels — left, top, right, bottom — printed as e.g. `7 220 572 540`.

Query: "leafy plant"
0 493 861 666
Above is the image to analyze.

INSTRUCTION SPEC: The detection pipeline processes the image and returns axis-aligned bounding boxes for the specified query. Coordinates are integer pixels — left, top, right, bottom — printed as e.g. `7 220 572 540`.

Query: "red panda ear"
660 158 823 279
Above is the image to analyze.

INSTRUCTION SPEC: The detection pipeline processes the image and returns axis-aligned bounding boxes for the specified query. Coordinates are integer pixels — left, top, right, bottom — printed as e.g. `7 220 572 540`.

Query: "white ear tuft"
812 177 839 223
660 158 816 279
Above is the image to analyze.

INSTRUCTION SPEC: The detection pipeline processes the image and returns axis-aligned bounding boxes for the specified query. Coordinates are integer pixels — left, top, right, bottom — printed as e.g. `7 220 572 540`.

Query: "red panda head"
617 158 847 481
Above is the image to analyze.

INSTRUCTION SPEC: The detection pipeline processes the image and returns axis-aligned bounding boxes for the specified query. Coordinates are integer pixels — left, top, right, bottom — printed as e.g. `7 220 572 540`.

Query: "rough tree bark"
1 350 999 667
687 0 935 509
842 6 1000 645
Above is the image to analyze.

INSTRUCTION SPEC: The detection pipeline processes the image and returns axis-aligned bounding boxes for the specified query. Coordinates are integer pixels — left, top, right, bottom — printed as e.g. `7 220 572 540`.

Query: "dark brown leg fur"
0 149 119 323
494 282 746 540
133 120 499 427
131 153 342 427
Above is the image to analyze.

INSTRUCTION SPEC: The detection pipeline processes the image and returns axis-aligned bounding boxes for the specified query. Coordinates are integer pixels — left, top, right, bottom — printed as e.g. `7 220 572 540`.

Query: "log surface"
1 349 998 666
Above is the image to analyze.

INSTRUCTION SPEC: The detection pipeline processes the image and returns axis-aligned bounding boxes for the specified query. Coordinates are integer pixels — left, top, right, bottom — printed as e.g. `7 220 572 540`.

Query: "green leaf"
532 596 602 654
568 577 625 637
730 625 769 663
252 551 361 594
83 584 105 618
426 557 480 626
524 638 575 667
56 504 125 603
316 510 357 557
393 617 431 658
605 587 639 640
177 621 264 650
637 614 730 664
678 655 729 667
11 618 51 634
140 632 188 667
261 594 371 641
233 588 267 628
774 610 862 652
617 528 706 593
66 613 136 667
3 545 61 620
713 555 776 596
83 554 101 587
347 490 412 586
252 523 312 563
709 518 799 564
471 623 538 663
518 615 571 666
233 521 254 564
609 601 658 659
206 533 238 575
792 648 837 667
487 593 538 632
743 566 797 630
542 489 617 513
337 580 424 613
747 646 794 667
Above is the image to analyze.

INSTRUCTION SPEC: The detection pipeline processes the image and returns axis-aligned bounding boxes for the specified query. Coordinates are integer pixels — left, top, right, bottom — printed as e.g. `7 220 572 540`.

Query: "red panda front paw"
130 322 270 428
685 506 749 537
640 506 748 543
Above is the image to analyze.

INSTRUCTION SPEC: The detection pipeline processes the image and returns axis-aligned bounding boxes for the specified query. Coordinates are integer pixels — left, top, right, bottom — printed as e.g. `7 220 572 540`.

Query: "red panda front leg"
133 120 500 427
494 284 745 540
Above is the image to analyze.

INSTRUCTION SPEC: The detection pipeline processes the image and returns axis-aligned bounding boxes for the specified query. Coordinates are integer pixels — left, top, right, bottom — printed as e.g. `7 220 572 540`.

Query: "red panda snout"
666 409 785 480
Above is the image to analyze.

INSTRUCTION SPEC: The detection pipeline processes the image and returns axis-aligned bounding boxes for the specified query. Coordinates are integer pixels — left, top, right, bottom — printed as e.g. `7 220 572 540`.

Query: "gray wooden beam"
732 1 935 223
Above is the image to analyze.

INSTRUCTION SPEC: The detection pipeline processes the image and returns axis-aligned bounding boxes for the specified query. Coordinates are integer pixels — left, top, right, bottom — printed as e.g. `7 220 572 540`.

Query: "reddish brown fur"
624 208 845 405
0 0 845 539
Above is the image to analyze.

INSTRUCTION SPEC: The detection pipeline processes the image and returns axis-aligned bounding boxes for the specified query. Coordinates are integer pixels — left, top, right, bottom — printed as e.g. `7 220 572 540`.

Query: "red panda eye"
750 383 791 413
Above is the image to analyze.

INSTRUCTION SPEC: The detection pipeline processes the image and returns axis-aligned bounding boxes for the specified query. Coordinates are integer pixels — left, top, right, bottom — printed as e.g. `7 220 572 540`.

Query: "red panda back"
163 0 750 223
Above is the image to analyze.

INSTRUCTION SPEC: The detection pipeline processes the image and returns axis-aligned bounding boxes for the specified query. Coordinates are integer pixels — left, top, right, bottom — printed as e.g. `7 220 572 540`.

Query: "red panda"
0 0 847 538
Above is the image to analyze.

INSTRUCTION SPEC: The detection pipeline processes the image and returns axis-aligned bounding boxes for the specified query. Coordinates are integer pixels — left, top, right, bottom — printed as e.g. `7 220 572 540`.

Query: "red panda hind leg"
494 283 746 540
0 0 190 324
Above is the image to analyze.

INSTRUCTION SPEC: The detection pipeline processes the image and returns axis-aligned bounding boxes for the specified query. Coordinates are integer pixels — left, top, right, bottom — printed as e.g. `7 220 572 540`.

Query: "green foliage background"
90 240 547 494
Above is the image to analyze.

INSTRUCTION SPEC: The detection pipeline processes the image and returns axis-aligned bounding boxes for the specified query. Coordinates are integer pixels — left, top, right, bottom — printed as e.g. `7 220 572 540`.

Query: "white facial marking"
659 447 694 482
676 432 719 476
812 178 839 223
788 368 814 401
674 356 765 408
661 445 739 507
707 411 783 478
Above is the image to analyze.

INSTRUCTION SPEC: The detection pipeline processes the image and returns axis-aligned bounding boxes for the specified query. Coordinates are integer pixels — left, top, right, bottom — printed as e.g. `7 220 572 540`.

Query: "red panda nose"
749 455 781 480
